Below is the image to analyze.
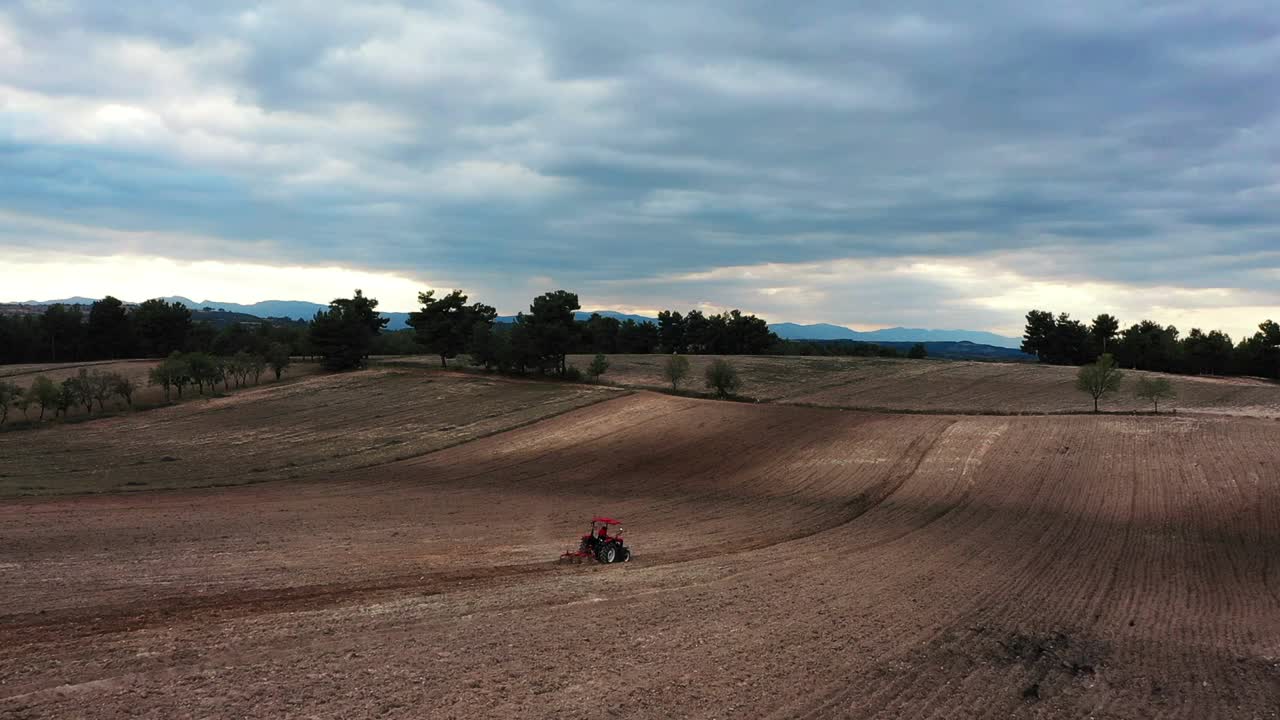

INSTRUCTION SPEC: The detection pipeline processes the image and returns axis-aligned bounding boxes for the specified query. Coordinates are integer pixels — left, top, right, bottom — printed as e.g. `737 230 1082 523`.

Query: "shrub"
587 353 610 382
704 359 742 398
662 354 691 391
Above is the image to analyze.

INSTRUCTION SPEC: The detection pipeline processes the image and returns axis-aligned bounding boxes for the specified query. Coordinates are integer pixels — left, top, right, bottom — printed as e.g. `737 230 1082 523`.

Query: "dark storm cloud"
1 0 1277 321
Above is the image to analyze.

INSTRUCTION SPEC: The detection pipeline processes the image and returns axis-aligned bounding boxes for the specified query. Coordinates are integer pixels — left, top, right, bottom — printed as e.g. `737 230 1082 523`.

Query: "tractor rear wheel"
597 544 617 564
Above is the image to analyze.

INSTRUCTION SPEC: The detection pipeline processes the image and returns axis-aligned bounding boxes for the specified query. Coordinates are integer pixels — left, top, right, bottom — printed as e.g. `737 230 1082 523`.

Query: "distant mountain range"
17 297 1023 348
770 322 1022 349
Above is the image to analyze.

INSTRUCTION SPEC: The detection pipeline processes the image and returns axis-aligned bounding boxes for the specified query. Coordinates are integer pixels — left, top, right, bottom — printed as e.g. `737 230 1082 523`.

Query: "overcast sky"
2 1 1277 337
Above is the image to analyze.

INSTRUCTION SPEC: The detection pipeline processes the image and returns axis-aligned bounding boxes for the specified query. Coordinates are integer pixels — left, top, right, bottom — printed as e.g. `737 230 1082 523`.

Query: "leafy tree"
112 374 137 407
149 355 187 402
1182 329 1234 375
57 379 78 418
587 353 610 381
521 290 580 375
1134 376 1176 413
133 299 192 357
662 354 691 391
14 391 30 421
1076 354 1124 412
28 376 59 421
1115 321 1181 372
408 290 496 367
0 381 19 426
704 359 742 398
310 290 388 371
907 343 928 359
1050 313 1092 365
72 369 95 414
657 311 686 353
88 296 133 359
89 371 114 411
185 353 219 394
1021 310 1056 361
468 324 499 370
265 342 292 380
43 304 84 362
250 354 267 384
1090 313 1120 355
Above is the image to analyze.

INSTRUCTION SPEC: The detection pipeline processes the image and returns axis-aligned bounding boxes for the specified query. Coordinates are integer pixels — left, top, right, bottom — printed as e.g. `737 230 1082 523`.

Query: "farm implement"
559 517 632 564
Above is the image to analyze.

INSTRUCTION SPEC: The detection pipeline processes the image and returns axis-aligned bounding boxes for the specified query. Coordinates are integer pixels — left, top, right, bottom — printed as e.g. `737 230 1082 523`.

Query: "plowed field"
2 387 1277 718
572 354 1280 417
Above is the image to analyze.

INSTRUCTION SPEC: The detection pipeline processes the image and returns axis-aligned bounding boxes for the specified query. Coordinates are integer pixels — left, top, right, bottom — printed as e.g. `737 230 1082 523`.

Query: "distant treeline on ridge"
1020 310 1279 379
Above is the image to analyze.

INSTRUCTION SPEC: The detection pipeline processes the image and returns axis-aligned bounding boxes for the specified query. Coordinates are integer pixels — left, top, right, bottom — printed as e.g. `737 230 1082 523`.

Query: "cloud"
0 0 1277 334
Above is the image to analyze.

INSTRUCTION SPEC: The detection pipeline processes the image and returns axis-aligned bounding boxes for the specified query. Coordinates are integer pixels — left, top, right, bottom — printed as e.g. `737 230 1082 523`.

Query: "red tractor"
560 517 632 564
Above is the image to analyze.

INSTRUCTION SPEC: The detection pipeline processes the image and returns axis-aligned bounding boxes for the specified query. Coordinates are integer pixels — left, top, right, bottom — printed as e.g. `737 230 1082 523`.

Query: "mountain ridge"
12 297 1022 346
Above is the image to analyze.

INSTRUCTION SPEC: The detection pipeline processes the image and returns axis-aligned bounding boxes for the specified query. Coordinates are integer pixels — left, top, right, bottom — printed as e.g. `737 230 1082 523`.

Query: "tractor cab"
560 516 632 564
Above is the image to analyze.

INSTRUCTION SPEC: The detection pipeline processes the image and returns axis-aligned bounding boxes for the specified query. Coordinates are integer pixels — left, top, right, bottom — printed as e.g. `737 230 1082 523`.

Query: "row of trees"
1022 310 1280 378
0 369 137 425
309 288 787 374
0 297 311 364
147 348 291 402
1076 354 1177 412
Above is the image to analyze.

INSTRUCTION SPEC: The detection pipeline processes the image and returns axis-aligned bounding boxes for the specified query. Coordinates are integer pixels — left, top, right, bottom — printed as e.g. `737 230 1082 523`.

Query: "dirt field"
0 369 618 496
2 388 1277 718
574 354 1280 417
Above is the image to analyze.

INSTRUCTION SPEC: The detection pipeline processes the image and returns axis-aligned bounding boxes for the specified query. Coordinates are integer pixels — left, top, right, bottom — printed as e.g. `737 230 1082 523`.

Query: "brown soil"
0 369 618 496
577 354 1280 417
2 391 1278 718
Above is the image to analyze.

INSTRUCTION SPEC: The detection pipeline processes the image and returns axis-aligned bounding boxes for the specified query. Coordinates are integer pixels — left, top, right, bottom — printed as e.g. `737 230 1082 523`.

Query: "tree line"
1021 310 1279 378
0 297 311 364
309 288 790 373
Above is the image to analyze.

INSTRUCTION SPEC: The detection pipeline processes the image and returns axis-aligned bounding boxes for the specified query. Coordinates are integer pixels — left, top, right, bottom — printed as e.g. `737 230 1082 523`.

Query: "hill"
771 322 1022 348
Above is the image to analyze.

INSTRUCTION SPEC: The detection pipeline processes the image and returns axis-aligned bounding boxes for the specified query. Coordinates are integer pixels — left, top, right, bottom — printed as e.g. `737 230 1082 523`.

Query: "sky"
1 1 1277 338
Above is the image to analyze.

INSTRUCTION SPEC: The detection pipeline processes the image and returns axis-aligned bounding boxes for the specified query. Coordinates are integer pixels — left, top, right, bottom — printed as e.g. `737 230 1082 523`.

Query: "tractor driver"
597 525 610 542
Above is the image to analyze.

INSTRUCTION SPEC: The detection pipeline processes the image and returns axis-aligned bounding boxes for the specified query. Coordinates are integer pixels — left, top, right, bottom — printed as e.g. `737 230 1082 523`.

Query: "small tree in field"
0 381 19 426
28 376 59 420
1134 376 1175 413
587 353 610 382
1076 353 1124 412
907 343 928 359
704 358 742 398
72 369 95 414
57 379 78 418
113 374 137 408
662 354 690 391
89 371 114 411
265 342 292 381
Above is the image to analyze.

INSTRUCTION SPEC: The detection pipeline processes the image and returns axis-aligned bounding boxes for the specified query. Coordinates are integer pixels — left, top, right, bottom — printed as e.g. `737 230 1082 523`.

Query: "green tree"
89 370 114 411
250 354 268 384
57 379 78 418
408 289 497 367
0 381 19 426
521 290 580 375
662 354 690 391
309 290 389 371
149 354 186 402
132 299 192 357
468 324 499 370
587 353 610 382
28 376 59 421
1020 310 1056 361
704 358 742 398
657 311 687 353
88 296 133 359
265 342 292 380
1134 376 1175 413
907 343 928 359
1076 353 1124 412
112 374 137 408
1090 313 1120 355
185 353 219 394
72 369 95 414
42 304 84 362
